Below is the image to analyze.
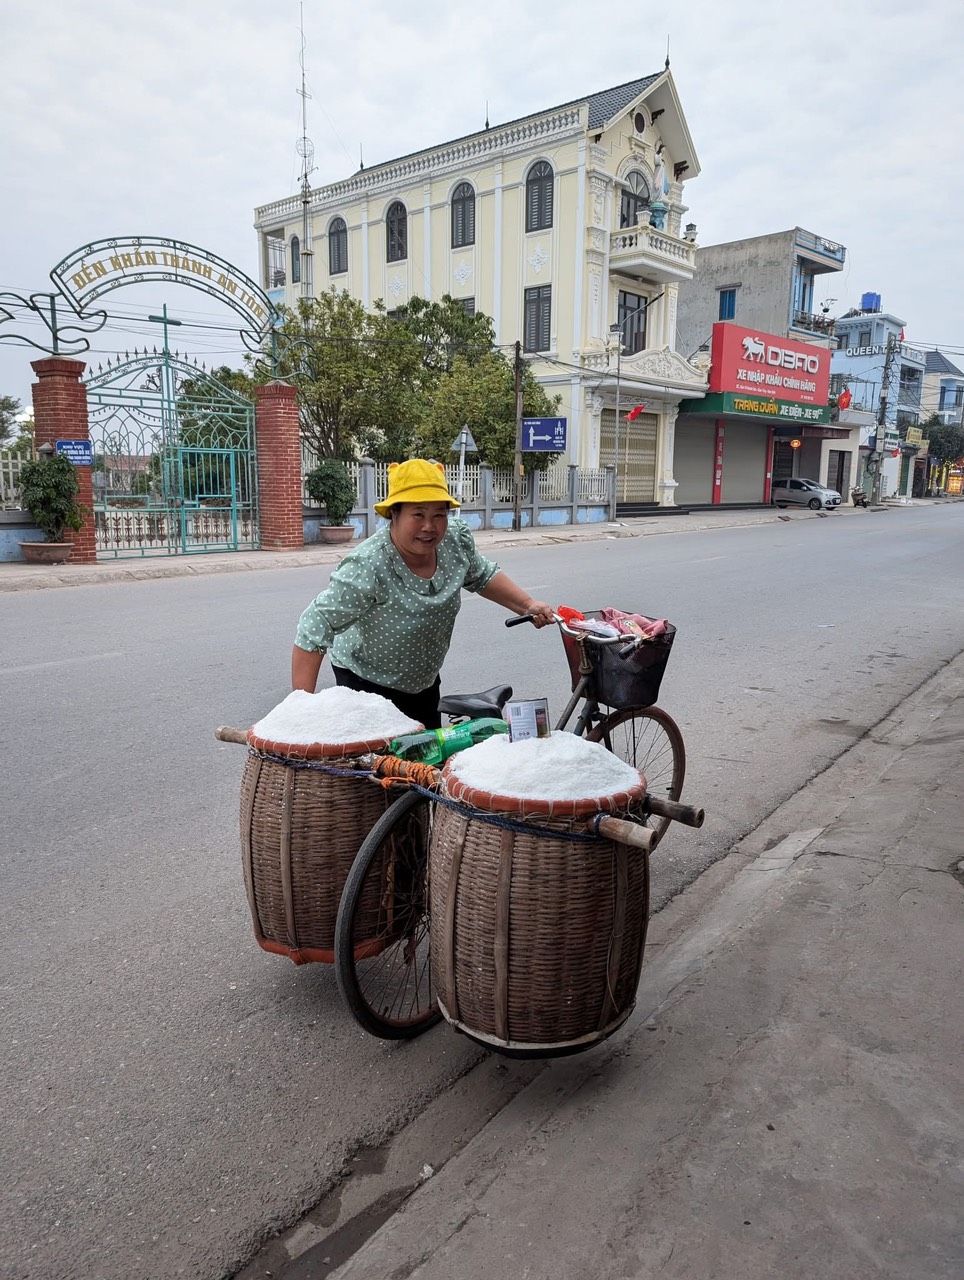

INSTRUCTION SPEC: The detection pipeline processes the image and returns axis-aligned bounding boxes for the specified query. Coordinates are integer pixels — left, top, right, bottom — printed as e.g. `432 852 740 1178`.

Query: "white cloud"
1 0 962 403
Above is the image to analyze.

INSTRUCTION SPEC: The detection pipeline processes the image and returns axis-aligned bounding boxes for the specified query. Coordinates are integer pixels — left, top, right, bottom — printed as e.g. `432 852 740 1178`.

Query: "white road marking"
1 651 126 675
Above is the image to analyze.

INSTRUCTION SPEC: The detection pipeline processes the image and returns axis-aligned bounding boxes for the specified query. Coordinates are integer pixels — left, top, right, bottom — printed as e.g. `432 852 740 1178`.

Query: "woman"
291 459 555 728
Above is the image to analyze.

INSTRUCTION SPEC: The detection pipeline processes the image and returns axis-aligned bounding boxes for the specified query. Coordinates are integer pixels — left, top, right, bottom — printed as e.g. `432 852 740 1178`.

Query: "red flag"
625 404 645 421
899 329 905 342
837 388 852 410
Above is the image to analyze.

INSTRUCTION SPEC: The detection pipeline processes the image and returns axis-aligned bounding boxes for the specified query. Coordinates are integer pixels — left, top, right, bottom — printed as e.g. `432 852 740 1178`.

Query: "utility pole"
296 4 315 299
513 340 524 531
871 331 897 505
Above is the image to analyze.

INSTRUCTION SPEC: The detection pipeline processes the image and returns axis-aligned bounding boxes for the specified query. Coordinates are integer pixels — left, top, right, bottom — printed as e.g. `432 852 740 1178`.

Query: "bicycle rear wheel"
334 789 441 1039
588 706 685 847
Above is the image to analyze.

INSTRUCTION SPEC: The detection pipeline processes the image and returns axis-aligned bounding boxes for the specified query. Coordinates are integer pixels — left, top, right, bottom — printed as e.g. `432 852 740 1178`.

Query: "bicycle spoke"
335 792 440 1038
588 706 685 848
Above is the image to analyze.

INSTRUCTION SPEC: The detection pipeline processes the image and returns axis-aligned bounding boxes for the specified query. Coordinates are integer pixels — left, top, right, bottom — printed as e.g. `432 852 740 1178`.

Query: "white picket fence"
0 451 24 510
301 446 580 509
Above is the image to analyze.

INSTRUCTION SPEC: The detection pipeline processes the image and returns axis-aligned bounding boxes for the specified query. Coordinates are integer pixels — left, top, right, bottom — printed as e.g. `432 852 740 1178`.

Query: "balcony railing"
792 309 836 336
608 227 696 282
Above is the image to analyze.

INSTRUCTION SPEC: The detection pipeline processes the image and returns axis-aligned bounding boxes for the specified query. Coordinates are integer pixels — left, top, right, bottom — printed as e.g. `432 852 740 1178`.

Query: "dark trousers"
331 665 442 730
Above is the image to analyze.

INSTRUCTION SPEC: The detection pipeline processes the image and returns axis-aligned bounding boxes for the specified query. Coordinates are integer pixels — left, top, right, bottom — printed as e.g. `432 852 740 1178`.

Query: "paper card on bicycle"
504 698 551 742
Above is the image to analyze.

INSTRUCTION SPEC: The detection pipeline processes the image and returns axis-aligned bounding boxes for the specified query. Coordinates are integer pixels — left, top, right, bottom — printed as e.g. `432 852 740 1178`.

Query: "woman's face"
390 502 450 558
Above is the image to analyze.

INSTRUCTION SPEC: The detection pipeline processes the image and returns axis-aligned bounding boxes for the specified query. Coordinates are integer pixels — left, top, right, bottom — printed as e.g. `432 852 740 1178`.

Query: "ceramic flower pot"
19 541 74 565
316 525 355 544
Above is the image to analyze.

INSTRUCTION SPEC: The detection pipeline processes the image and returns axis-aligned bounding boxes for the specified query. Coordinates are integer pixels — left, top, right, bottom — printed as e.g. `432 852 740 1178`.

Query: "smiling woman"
290 459 554 727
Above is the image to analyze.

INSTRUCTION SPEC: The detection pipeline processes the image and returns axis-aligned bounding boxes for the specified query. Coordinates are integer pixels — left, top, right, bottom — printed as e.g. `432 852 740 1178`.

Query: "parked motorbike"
851 487 870 508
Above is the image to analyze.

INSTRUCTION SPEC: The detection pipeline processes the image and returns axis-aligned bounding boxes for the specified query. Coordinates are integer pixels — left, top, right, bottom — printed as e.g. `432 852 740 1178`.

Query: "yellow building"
254 68 707 508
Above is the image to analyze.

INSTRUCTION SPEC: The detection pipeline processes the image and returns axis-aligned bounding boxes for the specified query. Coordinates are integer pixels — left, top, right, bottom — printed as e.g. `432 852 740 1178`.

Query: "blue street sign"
521 417 567 452
56 439 94 466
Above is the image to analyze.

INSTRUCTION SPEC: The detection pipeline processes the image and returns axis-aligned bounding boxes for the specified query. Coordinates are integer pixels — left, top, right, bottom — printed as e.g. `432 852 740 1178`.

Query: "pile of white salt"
251 687 421 746
448 731 640 801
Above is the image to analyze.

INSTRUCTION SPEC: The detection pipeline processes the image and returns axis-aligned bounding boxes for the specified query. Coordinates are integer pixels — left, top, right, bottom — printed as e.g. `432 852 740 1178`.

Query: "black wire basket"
561 611 676 710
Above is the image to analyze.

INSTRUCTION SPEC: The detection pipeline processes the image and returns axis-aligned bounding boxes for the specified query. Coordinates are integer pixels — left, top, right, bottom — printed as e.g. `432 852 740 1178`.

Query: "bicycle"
334 610 700 1041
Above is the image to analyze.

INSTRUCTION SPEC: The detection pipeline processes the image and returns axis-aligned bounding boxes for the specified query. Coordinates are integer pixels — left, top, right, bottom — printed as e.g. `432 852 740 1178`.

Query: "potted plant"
305 459 356 544
17 450 89 565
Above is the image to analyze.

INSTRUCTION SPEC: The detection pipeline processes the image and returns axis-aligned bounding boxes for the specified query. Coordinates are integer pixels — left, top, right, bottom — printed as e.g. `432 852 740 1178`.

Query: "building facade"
672 228 853 505
831 297 926 499
674 227 845 361
254 70 708 507
922 350 964 427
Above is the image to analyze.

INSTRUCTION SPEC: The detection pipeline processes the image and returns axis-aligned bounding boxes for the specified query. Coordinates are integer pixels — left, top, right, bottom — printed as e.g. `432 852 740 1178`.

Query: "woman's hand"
479 573 556 628
523 599 556 629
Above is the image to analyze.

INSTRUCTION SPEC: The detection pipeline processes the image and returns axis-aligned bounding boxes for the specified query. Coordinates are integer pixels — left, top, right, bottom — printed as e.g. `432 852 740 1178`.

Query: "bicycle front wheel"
334 789 441 1039
588 706 685 847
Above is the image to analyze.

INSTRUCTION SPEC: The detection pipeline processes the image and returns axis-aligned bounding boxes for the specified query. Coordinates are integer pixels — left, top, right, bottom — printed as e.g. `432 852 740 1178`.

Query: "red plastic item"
556 605 585 624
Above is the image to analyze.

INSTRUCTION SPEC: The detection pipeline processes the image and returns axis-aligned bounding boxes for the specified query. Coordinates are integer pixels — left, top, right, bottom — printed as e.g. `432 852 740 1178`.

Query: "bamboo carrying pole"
216 732 661 851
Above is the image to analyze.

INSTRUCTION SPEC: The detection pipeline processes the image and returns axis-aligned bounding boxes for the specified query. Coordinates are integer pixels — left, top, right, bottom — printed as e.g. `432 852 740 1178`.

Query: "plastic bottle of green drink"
388 717 508 765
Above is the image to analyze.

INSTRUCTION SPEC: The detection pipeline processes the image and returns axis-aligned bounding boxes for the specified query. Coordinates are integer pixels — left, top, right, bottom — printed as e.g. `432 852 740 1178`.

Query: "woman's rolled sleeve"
294 560 379 652
455 519 499 593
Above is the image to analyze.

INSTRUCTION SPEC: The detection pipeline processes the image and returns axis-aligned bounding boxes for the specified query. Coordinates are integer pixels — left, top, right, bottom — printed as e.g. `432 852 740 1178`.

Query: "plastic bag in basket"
599 607 669 639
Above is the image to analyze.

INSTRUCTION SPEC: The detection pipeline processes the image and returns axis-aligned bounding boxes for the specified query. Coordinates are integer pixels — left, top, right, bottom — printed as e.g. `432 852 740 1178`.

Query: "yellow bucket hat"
374 458 460 517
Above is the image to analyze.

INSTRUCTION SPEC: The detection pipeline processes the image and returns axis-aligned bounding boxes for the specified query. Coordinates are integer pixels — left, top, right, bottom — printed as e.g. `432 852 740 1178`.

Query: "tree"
381 296 495 385
1 395 22 449
416 351 562 471
265 291 423 461
922 414 964 466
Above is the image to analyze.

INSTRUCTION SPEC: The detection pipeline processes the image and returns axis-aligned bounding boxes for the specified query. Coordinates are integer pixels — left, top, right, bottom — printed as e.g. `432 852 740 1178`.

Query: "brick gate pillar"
254 381 304 550
30 356 97 564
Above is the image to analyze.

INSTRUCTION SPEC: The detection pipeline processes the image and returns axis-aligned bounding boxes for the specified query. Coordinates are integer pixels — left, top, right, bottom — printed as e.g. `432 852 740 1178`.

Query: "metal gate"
600 408 657 504
86 350 258 558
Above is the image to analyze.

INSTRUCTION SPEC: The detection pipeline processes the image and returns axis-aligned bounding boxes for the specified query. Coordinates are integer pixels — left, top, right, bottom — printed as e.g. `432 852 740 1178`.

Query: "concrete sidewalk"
308 655 964 1280
0 499 933 593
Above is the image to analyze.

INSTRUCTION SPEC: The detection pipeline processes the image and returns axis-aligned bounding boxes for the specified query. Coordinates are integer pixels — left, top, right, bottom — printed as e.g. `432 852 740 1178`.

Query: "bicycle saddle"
438 684 513 720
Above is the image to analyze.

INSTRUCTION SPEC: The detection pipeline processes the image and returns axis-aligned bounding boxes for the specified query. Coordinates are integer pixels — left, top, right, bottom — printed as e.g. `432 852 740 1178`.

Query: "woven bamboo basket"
429 767 651 1056
239 726 405 965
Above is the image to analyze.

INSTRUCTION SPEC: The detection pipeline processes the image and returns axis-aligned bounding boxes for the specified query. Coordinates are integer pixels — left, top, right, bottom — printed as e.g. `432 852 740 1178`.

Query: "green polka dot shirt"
294 519 500 694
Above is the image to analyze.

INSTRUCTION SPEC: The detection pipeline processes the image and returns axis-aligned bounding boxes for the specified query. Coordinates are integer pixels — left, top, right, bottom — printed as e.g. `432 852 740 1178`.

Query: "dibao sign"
522 417 567 452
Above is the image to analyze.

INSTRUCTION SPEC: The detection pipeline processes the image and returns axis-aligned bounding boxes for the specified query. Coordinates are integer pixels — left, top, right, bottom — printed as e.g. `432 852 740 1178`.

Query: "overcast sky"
2 0 962 407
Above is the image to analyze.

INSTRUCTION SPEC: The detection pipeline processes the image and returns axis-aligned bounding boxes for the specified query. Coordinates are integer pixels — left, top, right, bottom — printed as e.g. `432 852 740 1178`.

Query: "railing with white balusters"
299 453 615 538
0 451 24 511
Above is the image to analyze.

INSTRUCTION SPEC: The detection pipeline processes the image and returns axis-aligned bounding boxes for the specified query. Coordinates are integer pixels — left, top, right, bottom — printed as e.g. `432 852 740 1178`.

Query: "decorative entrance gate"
86 350 258 558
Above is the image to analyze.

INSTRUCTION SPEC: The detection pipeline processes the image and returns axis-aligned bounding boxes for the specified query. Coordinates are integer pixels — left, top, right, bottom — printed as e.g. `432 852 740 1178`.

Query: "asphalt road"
3 504 963 1280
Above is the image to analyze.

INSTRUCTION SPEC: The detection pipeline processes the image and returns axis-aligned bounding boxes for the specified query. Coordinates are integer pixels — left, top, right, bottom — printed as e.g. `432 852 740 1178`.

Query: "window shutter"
538 287 551 349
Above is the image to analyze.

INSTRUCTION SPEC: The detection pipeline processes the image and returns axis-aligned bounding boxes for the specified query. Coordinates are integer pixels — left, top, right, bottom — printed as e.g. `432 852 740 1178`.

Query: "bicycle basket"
560 611 675 710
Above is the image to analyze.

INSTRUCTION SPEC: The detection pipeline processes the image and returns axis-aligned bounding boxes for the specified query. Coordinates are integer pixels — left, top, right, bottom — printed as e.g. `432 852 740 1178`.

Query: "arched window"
525 161 553 233
386 201 407 262
328 217 348 275
290 235 301 285
620 172 651 228
451 182 475 248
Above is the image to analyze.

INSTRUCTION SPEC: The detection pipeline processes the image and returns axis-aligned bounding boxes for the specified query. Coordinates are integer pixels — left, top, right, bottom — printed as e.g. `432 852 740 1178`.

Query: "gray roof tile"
585 74 663 128
924 349 964 376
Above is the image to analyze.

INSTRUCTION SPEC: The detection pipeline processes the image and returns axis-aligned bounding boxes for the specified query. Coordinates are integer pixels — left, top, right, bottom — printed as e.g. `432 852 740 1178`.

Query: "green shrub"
305 460 356 525
17 453 87 542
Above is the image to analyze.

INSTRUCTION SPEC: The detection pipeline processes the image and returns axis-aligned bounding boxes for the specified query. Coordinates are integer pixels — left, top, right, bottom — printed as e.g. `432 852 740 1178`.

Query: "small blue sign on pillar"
521 417 567 452
56 440 93 466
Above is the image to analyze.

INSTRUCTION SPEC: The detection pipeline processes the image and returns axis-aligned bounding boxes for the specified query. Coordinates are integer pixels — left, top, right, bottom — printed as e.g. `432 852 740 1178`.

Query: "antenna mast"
296 3 315 299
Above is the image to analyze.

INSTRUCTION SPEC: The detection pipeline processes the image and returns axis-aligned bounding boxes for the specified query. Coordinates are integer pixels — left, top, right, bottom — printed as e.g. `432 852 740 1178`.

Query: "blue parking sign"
521 417 567 452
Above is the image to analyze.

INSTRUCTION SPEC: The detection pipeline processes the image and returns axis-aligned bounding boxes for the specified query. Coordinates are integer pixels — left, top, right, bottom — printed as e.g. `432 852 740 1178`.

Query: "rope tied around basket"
254 747 641 845
214 727 653 851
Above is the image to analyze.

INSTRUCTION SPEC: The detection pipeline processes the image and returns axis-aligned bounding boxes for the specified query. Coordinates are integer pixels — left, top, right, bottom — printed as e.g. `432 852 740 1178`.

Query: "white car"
772 477 841 510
